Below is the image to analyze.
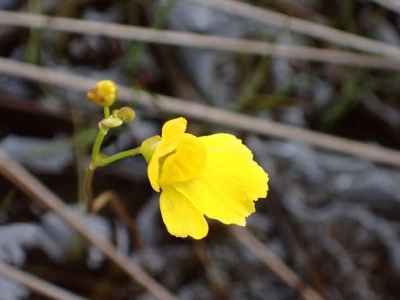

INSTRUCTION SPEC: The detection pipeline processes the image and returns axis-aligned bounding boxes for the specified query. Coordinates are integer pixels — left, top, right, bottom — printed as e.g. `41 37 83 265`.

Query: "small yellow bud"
113 107 135 123
87 80 118 107
99 116 123 129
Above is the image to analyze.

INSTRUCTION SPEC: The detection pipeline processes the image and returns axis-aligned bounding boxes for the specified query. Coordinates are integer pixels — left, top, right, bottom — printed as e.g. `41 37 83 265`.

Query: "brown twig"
0 150 177 300
0 10 400 70
191 0 400 58
231 227 324 300
82 167 94 212
1 58 400 167
0 262 87 300
92 191 143 248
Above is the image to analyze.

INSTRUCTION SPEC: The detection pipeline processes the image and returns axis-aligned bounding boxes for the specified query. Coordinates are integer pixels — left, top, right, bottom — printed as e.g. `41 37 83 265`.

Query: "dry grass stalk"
0 10 400 70
0 262 87 300
191 0 400 58
1 58 400 167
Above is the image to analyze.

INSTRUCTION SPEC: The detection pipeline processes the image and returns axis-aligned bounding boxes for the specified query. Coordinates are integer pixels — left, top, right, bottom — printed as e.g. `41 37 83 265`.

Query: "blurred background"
1 0 400 299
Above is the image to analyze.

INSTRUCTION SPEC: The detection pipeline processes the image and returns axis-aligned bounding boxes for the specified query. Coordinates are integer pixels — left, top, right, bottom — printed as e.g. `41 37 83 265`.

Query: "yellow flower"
87 80 117 107
140 117 269 239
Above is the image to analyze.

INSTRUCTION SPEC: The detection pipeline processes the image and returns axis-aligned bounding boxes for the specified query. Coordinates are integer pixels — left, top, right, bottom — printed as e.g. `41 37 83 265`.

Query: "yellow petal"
162 117 187 140
160 134 206 187
148 142 177 192
147 147 162 192
158 117 188 157
147 118 189 191
160 187 208 239
202 134 268 200
174 134 268 225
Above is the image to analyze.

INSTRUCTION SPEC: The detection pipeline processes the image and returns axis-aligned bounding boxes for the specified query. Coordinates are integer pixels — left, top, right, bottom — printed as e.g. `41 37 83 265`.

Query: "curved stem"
97 147 142 167
81 105 141 212
81 127 108 211
82 145 141 211
91 128 107 161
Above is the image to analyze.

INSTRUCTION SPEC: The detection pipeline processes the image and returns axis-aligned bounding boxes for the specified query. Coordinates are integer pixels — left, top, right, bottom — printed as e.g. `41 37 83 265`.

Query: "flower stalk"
81 80 138 212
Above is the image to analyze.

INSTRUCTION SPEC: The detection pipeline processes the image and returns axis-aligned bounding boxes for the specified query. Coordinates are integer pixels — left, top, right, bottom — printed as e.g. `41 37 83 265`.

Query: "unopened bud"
99 116 123 129
113 107 135 123
87 80 117 107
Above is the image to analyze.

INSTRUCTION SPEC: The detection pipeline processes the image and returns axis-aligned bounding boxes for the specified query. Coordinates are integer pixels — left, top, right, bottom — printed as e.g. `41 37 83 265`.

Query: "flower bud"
113 107 135 123
87 80 117 107
99 116 123 130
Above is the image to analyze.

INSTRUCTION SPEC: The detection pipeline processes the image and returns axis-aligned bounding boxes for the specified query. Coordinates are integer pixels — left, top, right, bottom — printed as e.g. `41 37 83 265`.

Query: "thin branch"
190 0 400 58
1 58 400 167
369 0 400 14
92 191 143 248
0 150 177 300
231 227 324 300
0 262 87 300
0 10 400 70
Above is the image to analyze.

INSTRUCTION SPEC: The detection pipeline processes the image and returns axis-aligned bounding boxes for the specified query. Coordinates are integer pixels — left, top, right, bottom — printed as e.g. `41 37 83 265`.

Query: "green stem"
81 104 141 212
97 147 141 167
82 142 141 211
82 126 107 212
104 106 110 118
91 127 107 162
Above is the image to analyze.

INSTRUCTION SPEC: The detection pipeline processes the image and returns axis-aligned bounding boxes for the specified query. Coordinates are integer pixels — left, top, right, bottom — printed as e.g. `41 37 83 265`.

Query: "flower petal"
148 146 162 192
160 134 206 187
174 134 268 225
162 117 187 140
148 140 178 192
160 187 208 239
158 117 188 158
147 117 188 192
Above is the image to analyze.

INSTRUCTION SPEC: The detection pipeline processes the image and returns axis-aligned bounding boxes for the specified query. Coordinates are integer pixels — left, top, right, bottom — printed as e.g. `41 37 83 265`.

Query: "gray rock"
0 224 63 265
41 209 112 269
0 278 28 300
0 135 72 173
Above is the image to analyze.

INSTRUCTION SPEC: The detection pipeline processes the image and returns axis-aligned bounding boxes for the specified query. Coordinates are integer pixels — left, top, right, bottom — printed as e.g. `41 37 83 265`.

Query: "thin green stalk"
81 125 107 211
81 104 140 212
25 0 42 64
82 147 141 211
82 128 141 211
91 128 107 163
237 56 270 111
97 147 141 167
103 107 110 118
